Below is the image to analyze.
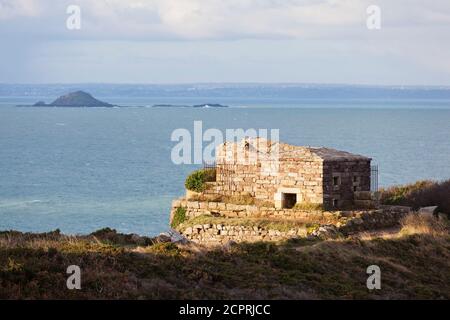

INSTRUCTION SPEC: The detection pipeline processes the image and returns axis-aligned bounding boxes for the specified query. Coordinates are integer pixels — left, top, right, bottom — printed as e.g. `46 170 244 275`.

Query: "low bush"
380 179 450 215
184 168 216 192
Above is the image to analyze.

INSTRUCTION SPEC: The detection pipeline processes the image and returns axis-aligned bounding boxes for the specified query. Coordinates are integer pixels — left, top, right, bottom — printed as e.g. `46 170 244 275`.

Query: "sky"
1 0 450 85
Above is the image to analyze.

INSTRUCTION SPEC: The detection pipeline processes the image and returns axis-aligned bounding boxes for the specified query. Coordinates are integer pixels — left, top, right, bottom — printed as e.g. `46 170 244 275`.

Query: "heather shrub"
380 179 450 215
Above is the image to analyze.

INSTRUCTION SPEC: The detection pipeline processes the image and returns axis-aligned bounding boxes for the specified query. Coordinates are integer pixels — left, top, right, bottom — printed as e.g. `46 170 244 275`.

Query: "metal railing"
203 161 216 170
371 165 379 192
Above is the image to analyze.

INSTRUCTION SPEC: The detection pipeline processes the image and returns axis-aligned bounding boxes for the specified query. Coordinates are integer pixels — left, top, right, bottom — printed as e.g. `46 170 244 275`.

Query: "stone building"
210 138 372 210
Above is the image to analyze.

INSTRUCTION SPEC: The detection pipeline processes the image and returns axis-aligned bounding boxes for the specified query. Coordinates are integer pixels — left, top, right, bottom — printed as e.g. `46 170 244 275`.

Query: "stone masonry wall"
182 224 308 246
323 159 371 209
212 139 371 209
170 199 411 246
170 198 336 221
214 158 324 205
176 205 411 246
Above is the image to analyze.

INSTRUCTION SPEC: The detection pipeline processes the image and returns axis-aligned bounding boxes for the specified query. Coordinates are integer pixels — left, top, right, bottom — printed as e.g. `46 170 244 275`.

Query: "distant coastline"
152 103 228 108
4 83 450 101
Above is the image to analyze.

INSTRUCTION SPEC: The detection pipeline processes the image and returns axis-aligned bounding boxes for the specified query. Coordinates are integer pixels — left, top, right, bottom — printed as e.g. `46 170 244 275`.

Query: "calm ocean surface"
1 96 450 235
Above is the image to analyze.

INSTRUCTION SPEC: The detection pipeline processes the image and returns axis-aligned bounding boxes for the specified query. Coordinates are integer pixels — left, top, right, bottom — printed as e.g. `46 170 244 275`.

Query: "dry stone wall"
182 223 308 246
170 198 336 221
170 199 411 245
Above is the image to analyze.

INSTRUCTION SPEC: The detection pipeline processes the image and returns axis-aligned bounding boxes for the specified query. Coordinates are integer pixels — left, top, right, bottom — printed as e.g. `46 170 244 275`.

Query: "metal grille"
371 165 379 192
220 163 235 194
203 161 216 170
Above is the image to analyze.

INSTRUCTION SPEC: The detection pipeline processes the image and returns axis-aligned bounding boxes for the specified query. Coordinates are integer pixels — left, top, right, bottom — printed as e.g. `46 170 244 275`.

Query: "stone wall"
170 198 338 222
211 138 372 210
214 139 324 205
182 223 308 246
323 159 371 209
339 205 411 234
171 199 411 246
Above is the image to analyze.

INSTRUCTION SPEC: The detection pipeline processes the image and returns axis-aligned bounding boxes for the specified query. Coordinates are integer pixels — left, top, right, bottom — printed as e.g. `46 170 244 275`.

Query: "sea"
1 84 450 235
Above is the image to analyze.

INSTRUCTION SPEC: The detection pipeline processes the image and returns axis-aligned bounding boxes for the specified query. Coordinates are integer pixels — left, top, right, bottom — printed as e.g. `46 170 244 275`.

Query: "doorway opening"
282 193 297 209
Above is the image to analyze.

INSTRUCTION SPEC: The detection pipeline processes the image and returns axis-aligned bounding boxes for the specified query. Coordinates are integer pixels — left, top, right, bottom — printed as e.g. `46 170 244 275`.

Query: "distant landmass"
4 83 450 101
152 103 228 108
30 91 115 107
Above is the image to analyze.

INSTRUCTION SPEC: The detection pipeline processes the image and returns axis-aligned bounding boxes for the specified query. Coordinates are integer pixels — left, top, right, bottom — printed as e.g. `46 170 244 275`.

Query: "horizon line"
1 82 450 89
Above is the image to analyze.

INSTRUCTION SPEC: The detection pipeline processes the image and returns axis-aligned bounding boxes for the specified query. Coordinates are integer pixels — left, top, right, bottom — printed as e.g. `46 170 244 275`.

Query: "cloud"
0 0 42 19
1 0 450 84
0 0 450 41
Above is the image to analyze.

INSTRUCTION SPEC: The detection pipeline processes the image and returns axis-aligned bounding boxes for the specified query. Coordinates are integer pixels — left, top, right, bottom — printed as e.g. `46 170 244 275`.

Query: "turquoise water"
1 100 450 235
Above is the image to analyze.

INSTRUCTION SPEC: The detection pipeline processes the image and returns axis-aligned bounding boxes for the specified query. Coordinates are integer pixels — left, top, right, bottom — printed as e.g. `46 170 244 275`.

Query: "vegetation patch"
171 207 187 228
178 214 309 232
0 226 449 299
186 192 275 207
380 179 450 215
400 214 449 237
293 202 324 211
185 168 216 192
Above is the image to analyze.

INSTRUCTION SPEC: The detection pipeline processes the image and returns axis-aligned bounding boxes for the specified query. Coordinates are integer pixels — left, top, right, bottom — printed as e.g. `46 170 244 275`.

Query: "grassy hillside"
1 215 449 299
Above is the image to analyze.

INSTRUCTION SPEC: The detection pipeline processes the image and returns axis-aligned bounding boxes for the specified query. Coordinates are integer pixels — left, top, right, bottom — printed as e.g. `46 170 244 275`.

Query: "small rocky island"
31 91 114 107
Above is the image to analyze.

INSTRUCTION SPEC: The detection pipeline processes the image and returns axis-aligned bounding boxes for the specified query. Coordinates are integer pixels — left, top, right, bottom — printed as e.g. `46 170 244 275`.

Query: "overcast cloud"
1 0 450 84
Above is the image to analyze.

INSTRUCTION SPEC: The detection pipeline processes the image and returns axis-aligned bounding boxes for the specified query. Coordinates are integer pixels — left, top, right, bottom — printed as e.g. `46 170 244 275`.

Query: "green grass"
171 207 187 228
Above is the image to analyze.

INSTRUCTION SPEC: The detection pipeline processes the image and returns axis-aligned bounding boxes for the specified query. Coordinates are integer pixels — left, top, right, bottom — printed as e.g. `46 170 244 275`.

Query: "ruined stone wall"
172 202 411 246
182 223 307 245
170 198 335 221
323 159 371 209
339 205 410 234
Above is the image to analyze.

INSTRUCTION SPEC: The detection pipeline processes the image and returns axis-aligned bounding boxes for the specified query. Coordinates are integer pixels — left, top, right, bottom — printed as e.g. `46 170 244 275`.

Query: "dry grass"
293 202 324 211
177 215 311 232
400 214 449 237
380 179 450 215
186 192 275 207
1 226 449 299
187 193 223 202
